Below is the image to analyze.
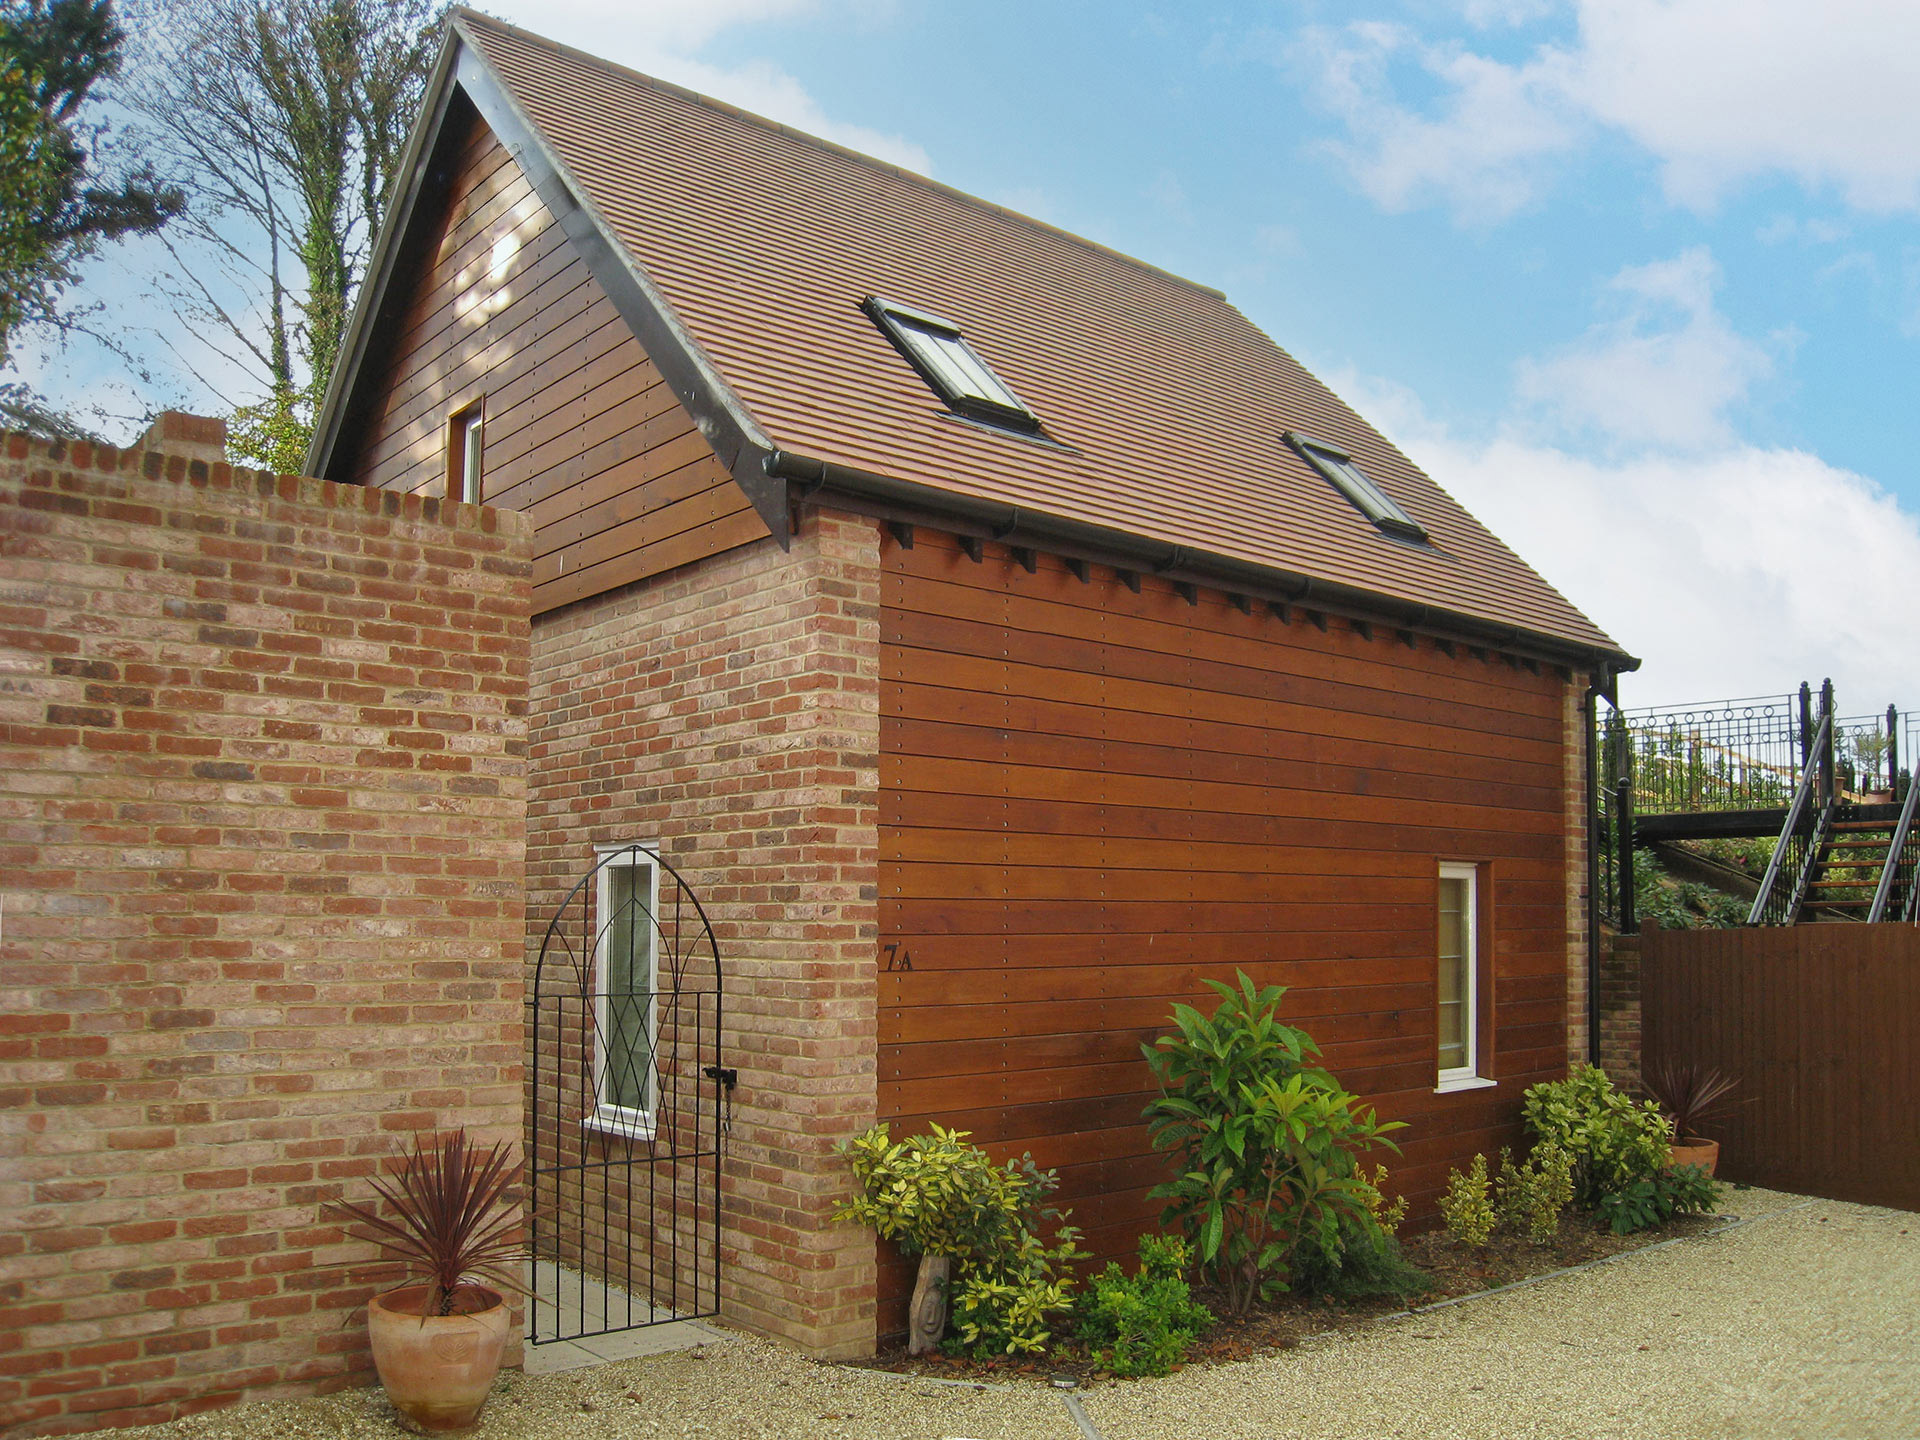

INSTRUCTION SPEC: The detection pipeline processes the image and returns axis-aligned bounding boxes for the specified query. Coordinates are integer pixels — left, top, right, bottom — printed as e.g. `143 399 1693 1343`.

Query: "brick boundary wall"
1595 928 1643 1088
0 431 532 1437
526 503 880 1359
1563 678 1592 1069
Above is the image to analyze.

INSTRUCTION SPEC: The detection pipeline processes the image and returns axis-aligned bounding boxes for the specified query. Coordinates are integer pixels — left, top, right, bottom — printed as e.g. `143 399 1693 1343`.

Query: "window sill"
584 1108 656 1142
1434 1075 1498 1095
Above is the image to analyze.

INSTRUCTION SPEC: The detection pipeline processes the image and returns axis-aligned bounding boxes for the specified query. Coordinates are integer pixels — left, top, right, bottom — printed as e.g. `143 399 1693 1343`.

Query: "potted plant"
325 1130 526 1434
1642 1060 1740 1176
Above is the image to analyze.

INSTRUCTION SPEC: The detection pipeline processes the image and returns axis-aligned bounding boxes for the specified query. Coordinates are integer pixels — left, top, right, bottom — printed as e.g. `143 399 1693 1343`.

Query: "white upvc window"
448 400 484 503
588 843 658 1138
1435 862 1494 1093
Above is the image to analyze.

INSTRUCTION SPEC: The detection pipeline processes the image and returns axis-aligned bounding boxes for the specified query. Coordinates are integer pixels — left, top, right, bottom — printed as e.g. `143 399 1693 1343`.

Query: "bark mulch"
856 1207 1727 1385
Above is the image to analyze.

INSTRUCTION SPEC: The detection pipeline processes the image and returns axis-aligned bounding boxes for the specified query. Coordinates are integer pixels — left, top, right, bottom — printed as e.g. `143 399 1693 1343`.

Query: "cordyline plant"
1641 1059 1742 1142
324 1130 528 1318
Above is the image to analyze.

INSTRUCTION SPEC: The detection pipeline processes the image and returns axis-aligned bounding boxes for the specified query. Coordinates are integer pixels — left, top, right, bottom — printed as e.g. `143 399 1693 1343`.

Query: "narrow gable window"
1283 431 1425 542
1435 861 1495 1094
864 296 1039 433
448 401 484 503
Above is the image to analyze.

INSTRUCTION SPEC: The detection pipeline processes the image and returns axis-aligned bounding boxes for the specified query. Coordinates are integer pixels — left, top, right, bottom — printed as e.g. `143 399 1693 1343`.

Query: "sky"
20 0 1920 714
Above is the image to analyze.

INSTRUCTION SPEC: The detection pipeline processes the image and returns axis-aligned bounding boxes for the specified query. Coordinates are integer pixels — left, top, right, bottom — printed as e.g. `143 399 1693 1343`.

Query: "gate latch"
703 1066 738 1140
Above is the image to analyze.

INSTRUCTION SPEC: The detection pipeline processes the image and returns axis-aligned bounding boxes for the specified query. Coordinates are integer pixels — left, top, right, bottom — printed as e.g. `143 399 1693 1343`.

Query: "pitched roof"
317 9 1629 665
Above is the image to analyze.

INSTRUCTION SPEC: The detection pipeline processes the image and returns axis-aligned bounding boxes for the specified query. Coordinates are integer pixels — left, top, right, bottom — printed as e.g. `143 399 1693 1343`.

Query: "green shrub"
1286 1161 1426 1302
1494 1142 1575 1245
1438 1154 1497 1247
1142 972 1406 1312
1596 1163 1722 1235
834 1123 1085 1357
946 1224 1083 1358
1286 1204 1430 1302
1632 850 1748 929
1357 1162 1409 1236
1522 1065 1672 1206
1076 1235 1214 1377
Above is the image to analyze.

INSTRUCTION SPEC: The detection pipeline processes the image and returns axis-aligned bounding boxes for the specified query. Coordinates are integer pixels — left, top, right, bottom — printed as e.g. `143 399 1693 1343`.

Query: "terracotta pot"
1666 1137 1720 1176
366 1285 511 1434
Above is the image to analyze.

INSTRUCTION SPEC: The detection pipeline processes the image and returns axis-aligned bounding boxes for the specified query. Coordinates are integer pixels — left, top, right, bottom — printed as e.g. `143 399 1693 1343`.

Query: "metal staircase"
1601 681 1920 928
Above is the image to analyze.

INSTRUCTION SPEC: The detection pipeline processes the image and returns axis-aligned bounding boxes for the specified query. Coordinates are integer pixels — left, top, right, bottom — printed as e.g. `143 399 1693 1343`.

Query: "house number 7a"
882 943 913 972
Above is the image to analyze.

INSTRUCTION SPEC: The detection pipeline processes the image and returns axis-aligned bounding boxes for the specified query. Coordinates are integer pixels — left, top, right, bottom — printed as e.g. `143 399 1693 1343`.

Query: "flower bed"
857 1205 1728 1383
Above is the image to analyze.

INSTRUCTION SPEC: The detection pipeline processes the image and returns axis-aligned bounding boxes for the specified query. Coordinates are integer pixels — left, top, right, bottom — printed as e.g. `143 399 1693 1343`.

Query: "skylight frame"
1283 431 1428 543
864 296 1041 434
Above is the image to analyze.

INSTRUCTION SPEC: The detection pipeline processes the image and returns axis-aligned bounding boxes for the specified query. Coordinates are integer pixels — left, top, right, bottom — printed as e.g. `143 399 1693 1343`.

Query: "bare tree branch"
117 0 442 462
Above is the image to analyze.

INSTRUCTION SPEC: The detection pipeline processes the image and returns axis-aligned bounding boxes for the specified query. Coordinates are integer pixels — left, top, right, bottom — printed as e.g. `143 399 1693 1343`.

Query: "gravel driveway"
103 1188 1917 1440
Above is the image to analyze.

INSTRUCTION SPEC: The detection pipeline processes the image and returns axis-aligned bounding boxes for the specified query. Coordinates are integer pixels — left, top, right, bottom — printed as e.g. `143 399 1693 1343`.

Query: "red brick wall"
0 432 532 1438
525 503 879 1359
1564 678 1593 1068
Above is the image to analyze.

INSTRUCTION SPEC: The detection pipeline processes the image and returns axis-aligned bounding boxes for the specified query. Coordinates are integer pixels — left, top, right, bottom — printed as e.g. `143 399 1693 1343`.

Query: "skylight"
864 297 1039 432
1283 432 1427 543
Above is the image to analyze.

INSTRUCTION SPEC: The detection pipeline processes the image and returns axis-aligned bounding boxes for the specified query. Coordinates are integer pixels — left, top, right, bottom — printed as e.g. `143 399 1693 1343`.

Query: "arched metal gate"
527 845 733 1345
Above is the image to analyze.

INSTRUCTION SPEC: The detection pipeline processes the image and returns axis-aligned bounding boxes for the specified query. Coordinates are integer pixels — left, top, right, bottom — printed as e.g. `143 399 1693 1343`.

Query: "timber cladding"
340 98 766 613
877 530 1575 1323
1640 924 1920 1213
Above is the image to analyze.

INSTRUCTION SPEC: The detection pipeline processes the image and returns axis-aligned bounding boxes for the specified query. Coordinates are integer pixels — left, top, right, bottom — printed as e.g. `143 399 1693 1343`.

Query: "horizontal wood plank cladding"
875 531 1576 1332
343 104 766 612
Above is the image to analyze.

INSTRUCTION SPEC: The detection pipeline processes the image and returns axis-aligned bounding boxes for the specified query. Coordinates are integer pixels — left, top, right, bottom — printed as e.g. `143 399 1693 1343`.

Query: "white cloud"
1298 23 1580 223
1570 0 1920 212
1515 248 1772 450
1297 0 1920 219
1460 0 1555 28
1343 375 1920 709
487 1 931 174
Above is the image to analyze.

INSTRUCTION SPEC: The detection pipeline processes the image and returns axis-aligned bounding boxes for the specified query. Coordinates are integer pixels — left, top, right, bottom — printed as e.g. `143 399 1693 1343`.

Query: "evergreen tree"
0 0 180 380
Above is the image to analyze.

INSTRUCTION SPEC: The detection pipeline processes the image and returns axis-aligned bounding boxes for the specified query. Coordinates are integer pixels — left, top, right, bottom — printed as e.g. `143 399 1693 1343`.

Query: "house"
309 9 1635 1360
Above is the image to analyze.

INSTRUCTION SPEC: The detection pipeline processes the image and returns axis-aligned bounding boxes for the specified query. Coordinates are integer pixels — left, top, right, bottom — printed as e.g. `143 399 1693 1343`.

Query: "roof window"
1284 431 1427 543
865 297 1039 433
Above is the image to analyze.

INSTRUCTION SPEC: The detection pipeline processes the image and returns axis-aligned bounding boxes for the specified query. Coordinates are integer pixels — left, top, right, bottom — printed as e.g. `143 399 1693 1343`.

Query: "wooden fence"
1641 924 1920 1212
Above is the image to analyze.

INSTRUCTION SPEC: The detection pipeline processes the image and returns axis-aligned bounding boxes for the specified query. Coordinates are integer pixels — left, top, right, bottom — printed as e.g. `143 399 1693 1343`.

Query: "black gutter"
766 449 1641 675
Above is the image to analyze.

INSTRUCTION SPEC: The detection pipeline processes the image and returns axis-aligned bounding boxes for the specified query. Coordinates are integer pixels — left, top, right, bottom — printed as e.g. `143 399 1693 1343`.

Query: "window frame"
1282 430 1427 543
863 296 1041 434
1435 861 1495 1094
586 842 660 1140
447 399 485 504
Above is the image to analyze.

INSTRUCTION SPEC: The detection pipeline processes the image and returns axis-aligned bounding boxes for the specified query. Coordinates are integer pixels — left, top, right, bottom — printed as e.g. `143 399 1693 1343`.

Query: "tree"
125 0 441 468
0 0 181 430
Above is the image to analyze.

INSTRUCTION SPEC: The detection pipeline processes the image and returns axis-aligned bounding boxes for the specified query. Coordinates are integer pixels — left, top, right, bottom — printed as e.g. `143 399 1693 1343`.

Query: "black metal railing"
1832 706 1903 798
1749 707 1833 927
1867 774 1920 923
1610 692 1801 816
1596 681 1920 928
